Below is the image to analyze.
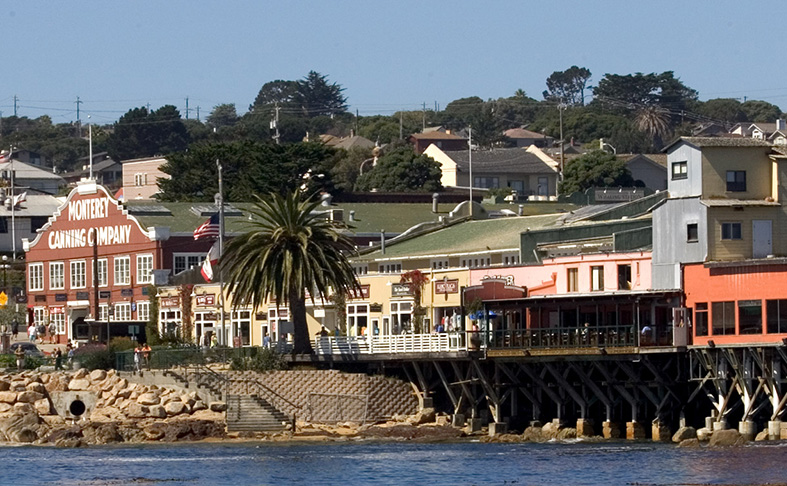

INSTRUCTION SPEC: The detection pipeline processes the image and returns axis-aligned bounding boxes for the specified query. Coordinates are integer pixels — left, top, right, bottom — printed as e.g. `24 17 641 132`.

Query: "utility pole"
468 126 473 217
271 102 280 144
355 109 359 135
558 102 567 193
185 97 190 119
217 159 226 344
146 103 151 113
196 106 201 122
13 96 18 117
422 102 426 130
75 96 82 124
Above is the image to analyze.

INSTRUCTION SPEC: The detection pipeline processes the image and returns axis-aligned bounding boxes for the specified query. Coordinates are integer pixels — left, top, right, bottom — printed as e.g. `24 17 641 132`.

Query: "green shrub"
0 354 44 370
230 348 287 372
73 343 113 370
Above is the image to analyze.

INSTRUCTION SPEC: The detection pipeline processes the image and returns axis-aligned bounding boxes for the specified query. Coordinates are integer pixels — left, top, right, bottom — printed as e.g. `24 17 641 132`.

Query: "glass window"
49 262 64 290
29 263 44 291
136 254 154 285
347 304 369 336
97 259 108 287
137 302 150 322
687 223 698 243
474 177 499 189
431 259 449 270
70 261 86 289
766 300 787 334
114 303 132 321
114 256 130 285
352 264 368 275
567 268 578 292
738 300 762 334
590 266 604 291
721 222 742 240
617 264 632 290
726 171 746 192
712 301 735 335
174 254 203 275
231 309 252 346
378 262 402 274
51 311 65 335
671 161 687 180
695 303 709 336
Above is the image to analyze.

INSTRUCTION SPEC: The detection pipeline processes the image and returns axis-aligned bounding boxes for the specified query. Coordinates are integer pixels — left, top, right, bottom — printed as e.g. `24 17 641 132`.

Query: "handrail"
228 377 299 420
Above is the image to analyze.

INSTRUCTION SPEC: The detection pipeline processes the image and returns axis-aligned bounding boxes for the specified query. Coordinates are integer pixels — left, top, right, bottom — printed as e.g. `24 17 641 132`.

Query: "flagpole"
217 159 225 346
10 148 15 259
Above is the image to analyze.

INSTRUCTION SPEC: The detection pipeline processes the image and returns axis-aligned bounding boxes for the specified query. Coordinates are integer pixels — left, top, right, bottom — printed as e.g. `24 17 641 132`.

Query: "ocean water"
4 439 787 486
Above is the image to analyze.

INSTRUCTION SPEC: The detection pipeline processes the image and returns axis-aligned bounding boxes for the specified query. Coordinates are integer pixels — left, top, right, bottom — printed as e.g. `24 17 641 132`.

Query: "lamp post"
1 255 8 292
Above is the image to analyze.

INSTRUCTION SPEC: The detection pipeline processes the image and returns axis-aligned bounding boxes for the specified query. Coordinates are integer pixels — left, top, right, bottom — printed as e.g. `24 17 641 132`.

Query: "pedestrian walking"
11 320 18 339
27 324 36 343
54 348 63 370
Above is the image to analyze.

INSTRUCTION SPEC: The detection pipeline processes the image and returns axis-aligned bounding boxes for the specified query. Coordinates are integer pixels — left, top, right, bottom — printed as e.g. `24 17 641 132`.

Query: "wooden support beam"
544 362 586 417
497 361 542 419
432 361 459 411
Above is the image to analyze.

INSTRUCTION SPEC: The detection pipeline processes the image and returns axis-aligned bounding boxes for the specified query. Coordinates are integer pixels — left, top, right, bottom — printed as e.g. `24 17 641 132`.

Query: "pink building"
121 156 170 200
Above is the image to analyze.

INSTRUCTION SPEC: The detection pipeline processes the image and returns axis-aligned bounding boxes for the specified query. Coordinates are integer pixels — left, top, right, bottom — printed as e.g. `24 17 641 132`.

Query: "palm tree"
221 191 360 354
635 105 672 148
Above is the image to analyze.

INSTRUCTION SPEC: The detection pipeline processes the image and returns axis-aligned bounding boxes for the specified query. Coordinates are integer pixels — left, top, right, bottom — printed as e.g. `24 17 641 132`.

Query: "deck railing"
313 332 468 355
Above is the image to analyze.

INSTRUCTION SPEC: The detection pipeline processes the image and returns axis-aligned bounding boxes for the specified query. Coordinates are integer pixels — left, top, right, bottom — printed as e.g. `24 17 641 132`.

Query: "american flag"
193 213 220 240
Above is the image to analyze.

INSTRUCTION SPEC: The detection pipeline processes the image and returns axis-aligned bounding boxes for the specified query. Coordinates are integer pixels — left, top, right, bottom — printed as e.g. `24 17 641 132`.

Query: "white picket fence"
314 332 467 355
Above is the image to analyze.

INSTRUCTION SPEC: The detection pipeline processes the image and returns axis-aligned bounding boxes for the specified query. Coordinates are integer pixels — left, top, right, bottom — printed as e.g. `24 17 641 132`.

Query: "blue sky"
2 1 785 124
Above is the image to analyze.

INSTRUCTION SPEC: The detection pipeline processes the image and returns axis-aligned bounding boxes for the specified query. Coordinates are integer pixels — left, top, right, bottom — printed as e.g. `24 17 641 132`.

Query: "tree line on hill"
0 68 783 199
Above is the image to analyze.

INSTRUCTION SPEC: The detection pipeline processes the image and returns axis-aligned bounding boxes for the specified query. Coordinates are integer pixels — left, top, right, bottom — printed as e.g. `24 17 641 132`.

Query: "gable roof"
504 128 551 139
410 131 466 141
0 159 66 181
443 148 557 174
619 154 668 169
663 136 773 152
333 135 375 150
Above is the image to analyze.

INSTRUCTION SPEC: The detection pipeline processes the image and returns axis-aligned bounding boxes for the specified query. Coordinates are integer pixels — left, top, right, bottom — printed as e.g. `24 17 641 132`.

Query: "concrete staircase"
226 394 289 432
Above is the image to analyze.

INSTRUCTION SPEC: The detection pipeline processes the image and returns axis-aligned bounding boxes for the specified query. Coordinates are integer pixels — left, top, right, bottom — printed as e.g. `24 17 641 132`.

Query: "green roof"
360 213 564 261
125 200 577 237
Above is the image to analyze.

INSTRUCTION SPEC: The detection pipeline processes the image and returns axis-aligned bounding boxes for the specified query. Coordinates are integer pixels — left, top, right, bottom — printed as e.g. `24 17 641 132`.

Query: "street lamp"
1 255 8 292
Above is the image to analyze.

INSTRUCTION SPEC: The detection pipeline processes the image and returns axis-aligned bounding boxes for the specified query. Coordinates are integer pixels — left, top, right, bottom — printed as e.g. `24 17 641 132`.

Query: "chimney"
778 119 786 131
380 230 386 254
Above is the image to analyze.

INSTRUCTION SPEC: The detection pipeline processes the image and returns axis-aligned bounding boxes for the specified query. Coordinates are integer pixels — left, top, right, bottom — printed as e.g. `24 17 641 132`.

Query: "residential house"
62 153 122 189
424 145 558 198
620 154 668 191
0 158 66 195
410 131 467 154
503 128 553 148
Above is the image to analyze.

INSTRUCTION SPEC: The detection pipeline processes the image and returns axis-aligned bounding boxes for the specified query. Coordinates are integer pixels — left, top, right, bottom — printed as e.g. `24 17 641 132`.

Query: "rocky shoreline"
0 368 777 448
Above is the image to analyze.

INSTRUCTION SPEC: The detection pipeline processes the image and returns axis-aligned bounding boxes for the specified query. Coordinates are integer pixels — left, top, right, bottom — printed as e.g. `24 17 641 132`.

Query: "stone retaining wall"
227 370 418 422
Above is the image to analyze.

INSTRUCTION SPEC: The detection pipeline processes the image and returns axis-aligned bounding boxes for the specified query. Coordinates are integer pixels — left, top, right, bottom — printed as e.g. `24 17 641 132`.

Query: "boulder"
180 395 196 408
68 378 91 391
82 423 123 444
0 403 12 413
89 369 107 382
126 402 149 418
144 423 167 440
148 405 167 418
672 426 697 443
696 427 712 442
755 429 769 441
73 369 89 379
709 429 746 447
0 380 10 391
192 401 207 412
522 426 547 443
137 393 161 406
13 402 35 414
556 427 577 440
164 401 187 416
0 391 17 403
678 438 701 448
16 391 44 403
409 407 435 425
209 401 227 412
10 381 27 392
34 398 52 415
25 382 47 395
0 412 40 443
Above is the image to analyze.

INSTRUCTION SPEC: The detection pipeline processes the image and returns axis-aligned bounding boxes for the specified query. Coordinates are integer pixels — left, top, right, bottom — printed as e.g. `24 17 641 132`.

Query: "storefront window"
738 300 762 334
391 302 412 334
711 301 735 335
695 303 708 336
347 304 368 336
231 309 251 346
766 300 787 334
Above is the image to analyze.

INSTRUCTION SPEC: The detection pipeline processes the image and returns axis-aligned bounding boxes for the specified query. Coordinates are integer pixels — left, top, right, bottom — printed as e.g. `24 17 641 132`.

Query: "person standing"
48 321 57 344
28 324 36 343
14 345 25 371
11 320 18 340
141 343 151 370
133 345 141 373
54 348 63 370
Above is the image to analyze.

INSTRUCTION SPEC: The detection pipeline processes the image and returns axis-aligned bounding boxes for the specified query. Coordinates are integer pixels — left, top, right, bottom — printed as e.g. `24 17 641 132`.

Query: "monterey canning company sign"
25 183 152 253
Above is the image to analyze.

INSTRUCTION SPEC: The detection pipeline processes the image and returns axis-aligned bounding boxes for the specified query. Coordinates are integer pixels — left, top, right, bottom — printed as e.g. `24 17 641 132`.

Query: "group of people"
17 322 58 344
132 343 152 373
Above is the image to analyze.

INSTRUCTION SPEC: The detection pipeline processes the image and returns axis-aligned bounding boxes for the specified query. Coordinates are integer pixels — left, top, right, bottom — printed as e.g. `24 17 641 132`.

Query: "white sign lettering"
48 225 133 250
68 198 110 221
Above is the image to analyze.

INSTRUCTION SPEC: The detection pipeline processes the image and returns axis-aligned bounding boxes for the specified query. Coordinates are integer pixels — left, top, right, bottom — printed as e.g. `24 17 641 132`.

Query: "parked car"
9 342 44 358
